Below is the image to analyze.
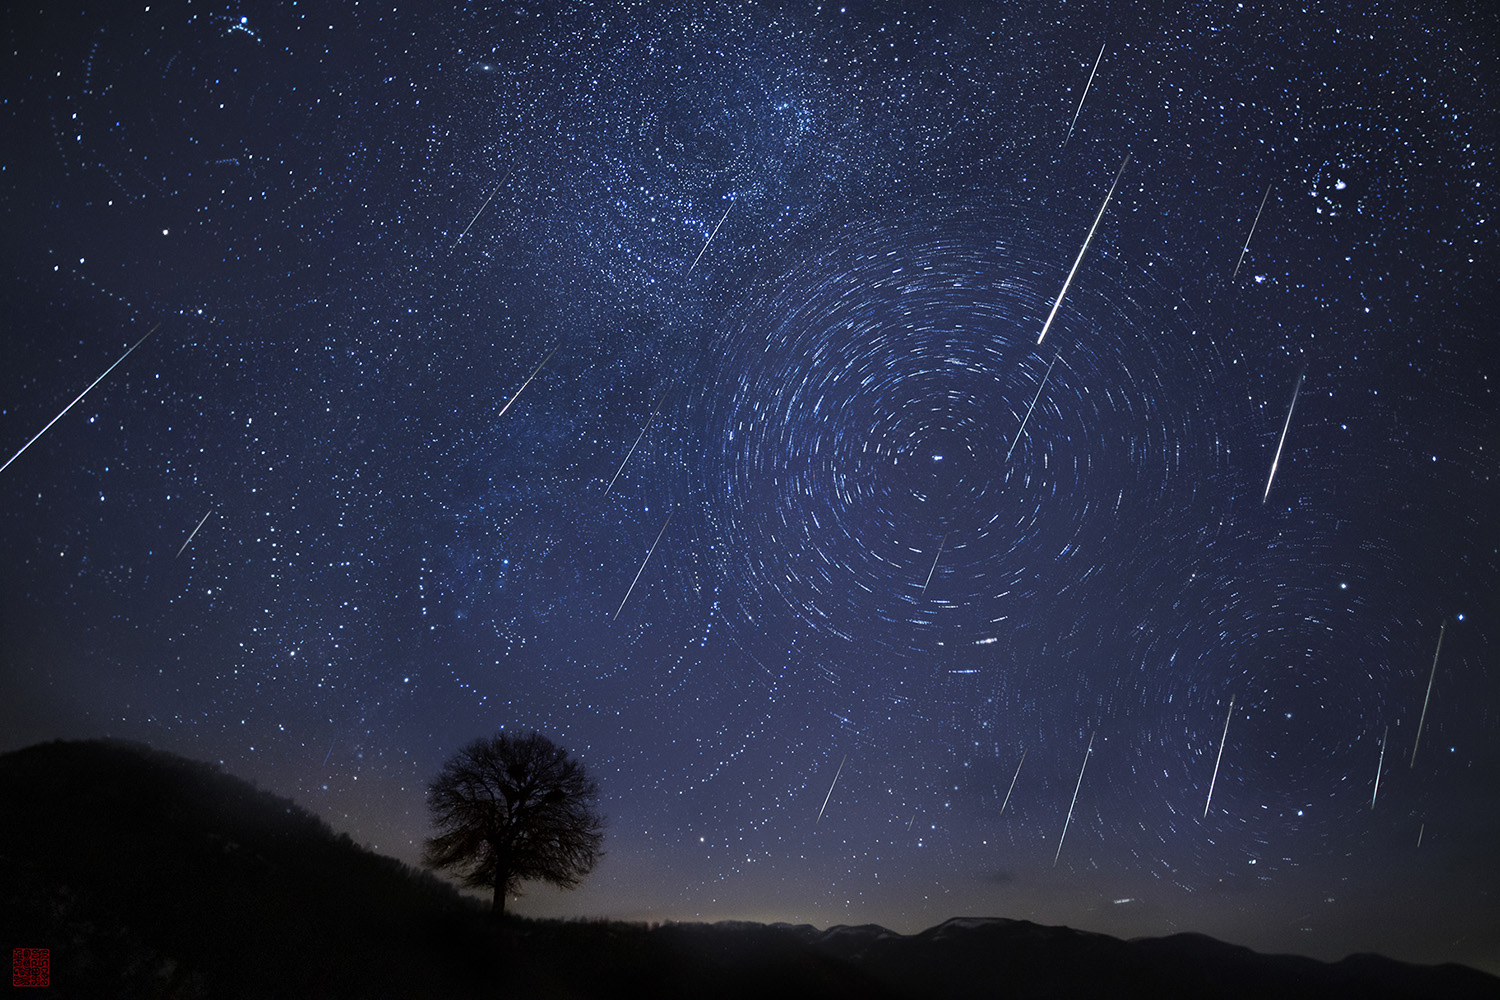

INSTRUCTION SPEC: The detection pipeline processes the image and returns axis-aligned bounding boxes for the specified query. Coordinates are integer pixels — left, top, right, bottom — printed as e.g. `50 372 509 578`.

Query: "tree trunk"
491 873 507 918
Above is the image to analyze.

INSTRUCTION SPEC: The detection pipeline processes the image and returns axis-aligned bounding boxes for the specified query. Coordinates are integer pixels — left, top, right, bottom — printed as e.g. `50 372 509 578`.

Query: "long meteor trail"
1 324 159 476
605 389 667 497
816 754 847 824
687 204 732 275
1037 155 1130 345
1204 694 1235 818
614 509 673 620
497 344 559 420
921 533 948 596
452 168 513 248
999 748 1027 816
1410 622 1446 768
1372 725 1388 809
1232 182 1272 280
1262 373 1303 502
1063 42 1106 147
1054 732 1094 866
1006 355 1058 461
175 508 214 559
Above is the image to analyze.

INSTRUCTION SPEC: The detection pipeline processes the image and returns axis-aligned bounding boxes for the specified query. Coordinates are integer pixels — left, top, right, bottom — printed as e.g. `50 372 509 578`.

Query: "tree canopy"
421 731 605 916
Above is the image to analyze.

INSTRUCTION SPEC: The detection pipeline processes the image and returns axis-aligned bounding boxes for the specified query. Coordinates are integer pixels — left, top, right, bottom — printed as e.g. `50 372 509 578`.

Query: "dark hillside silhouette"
0 738 483 998
2 740 1495 999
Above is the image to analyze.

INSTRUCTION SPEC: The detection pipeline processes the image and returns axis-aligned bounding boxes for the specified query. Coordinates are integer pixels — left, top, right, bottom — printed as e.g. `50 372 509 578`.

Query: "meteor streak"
497 344 559 420
175 508 214 558
1410 622 1446 768
1 324 159 476
921 533 948 596
1262 373 1303 502
1037 155 1130 345
613 509 673 620
1204 694 1234 818
1062 42 1106 148
686 204 732 275
1054 732 1094 866
1372 725 1388 809
1006 356 1058 461
816 754 847 825
1232 182 1272 280
605 389 667 497
452 168 512 248
999 748 1027 816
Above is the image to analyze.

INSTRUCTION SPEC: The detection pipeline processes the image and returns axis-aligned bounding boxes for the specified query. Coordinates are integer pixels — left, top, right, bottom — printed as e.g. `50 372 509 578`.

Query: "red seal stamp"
12 948 49 988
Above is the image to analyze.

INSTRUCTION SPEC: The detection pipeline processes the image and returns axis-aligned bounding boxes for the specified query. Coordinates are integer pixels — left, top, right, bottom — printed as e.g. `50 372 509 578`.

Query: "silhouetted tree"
422 731 605 917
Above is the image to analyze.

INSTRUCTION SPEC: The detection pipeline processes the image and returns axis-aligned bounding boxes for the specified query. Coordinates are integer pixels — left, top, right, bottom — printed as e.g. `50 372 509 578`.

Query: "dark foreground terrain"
2 739 1494 999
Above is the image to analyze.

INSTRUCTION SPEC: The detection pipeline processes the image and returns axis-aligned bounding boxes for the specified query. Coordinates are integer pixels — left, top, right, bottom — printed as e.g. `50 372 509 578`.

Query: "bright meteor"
497 344 559 420
1054 732 1094 866
1262 373 1303 503
613 509 673 621
921 533 948 596
605 388 667 497
687 204 732 276
175 508 214 559
1006 355 1058 461
999 748 1027 816
451 167 513 249
1037 155 1130 345
1372 725 1388 809
1232 182 1272 280
1 324 160 477
816 754 847 825
1410 622 1446 768
1062 41 1106 148
1204 694 1234 818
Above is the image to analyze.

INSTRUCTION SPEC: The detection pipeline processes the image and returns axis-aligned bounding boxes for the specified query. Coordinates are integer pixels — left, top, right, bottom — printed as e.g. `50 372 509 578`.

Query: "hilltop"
2 740 1493 999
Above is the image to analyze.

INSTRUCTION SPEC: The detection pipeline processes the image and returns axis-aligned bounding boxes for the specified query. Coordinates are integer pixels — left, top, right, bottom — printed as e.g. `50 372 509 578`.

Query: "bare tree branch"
421 731 605 916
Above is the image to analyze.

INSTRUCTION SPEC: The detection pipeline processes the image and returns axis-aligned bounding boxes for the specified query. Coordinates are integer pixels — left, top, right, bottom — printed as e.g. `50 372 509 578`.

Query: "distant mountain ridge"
2 739 1494 999
766 918 1498 999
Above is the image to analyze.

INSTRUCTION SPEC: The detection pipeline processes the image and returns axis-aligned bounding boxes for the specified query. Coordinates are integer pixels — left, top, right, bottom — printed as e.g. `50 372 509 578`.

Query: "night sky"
4 0 1498 975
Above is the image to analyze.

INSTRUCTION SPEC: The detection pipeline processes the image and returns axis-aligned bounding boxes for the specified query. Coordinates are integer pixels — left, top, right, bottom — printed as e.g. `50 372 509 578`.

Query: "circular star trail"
693 209 1230 674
